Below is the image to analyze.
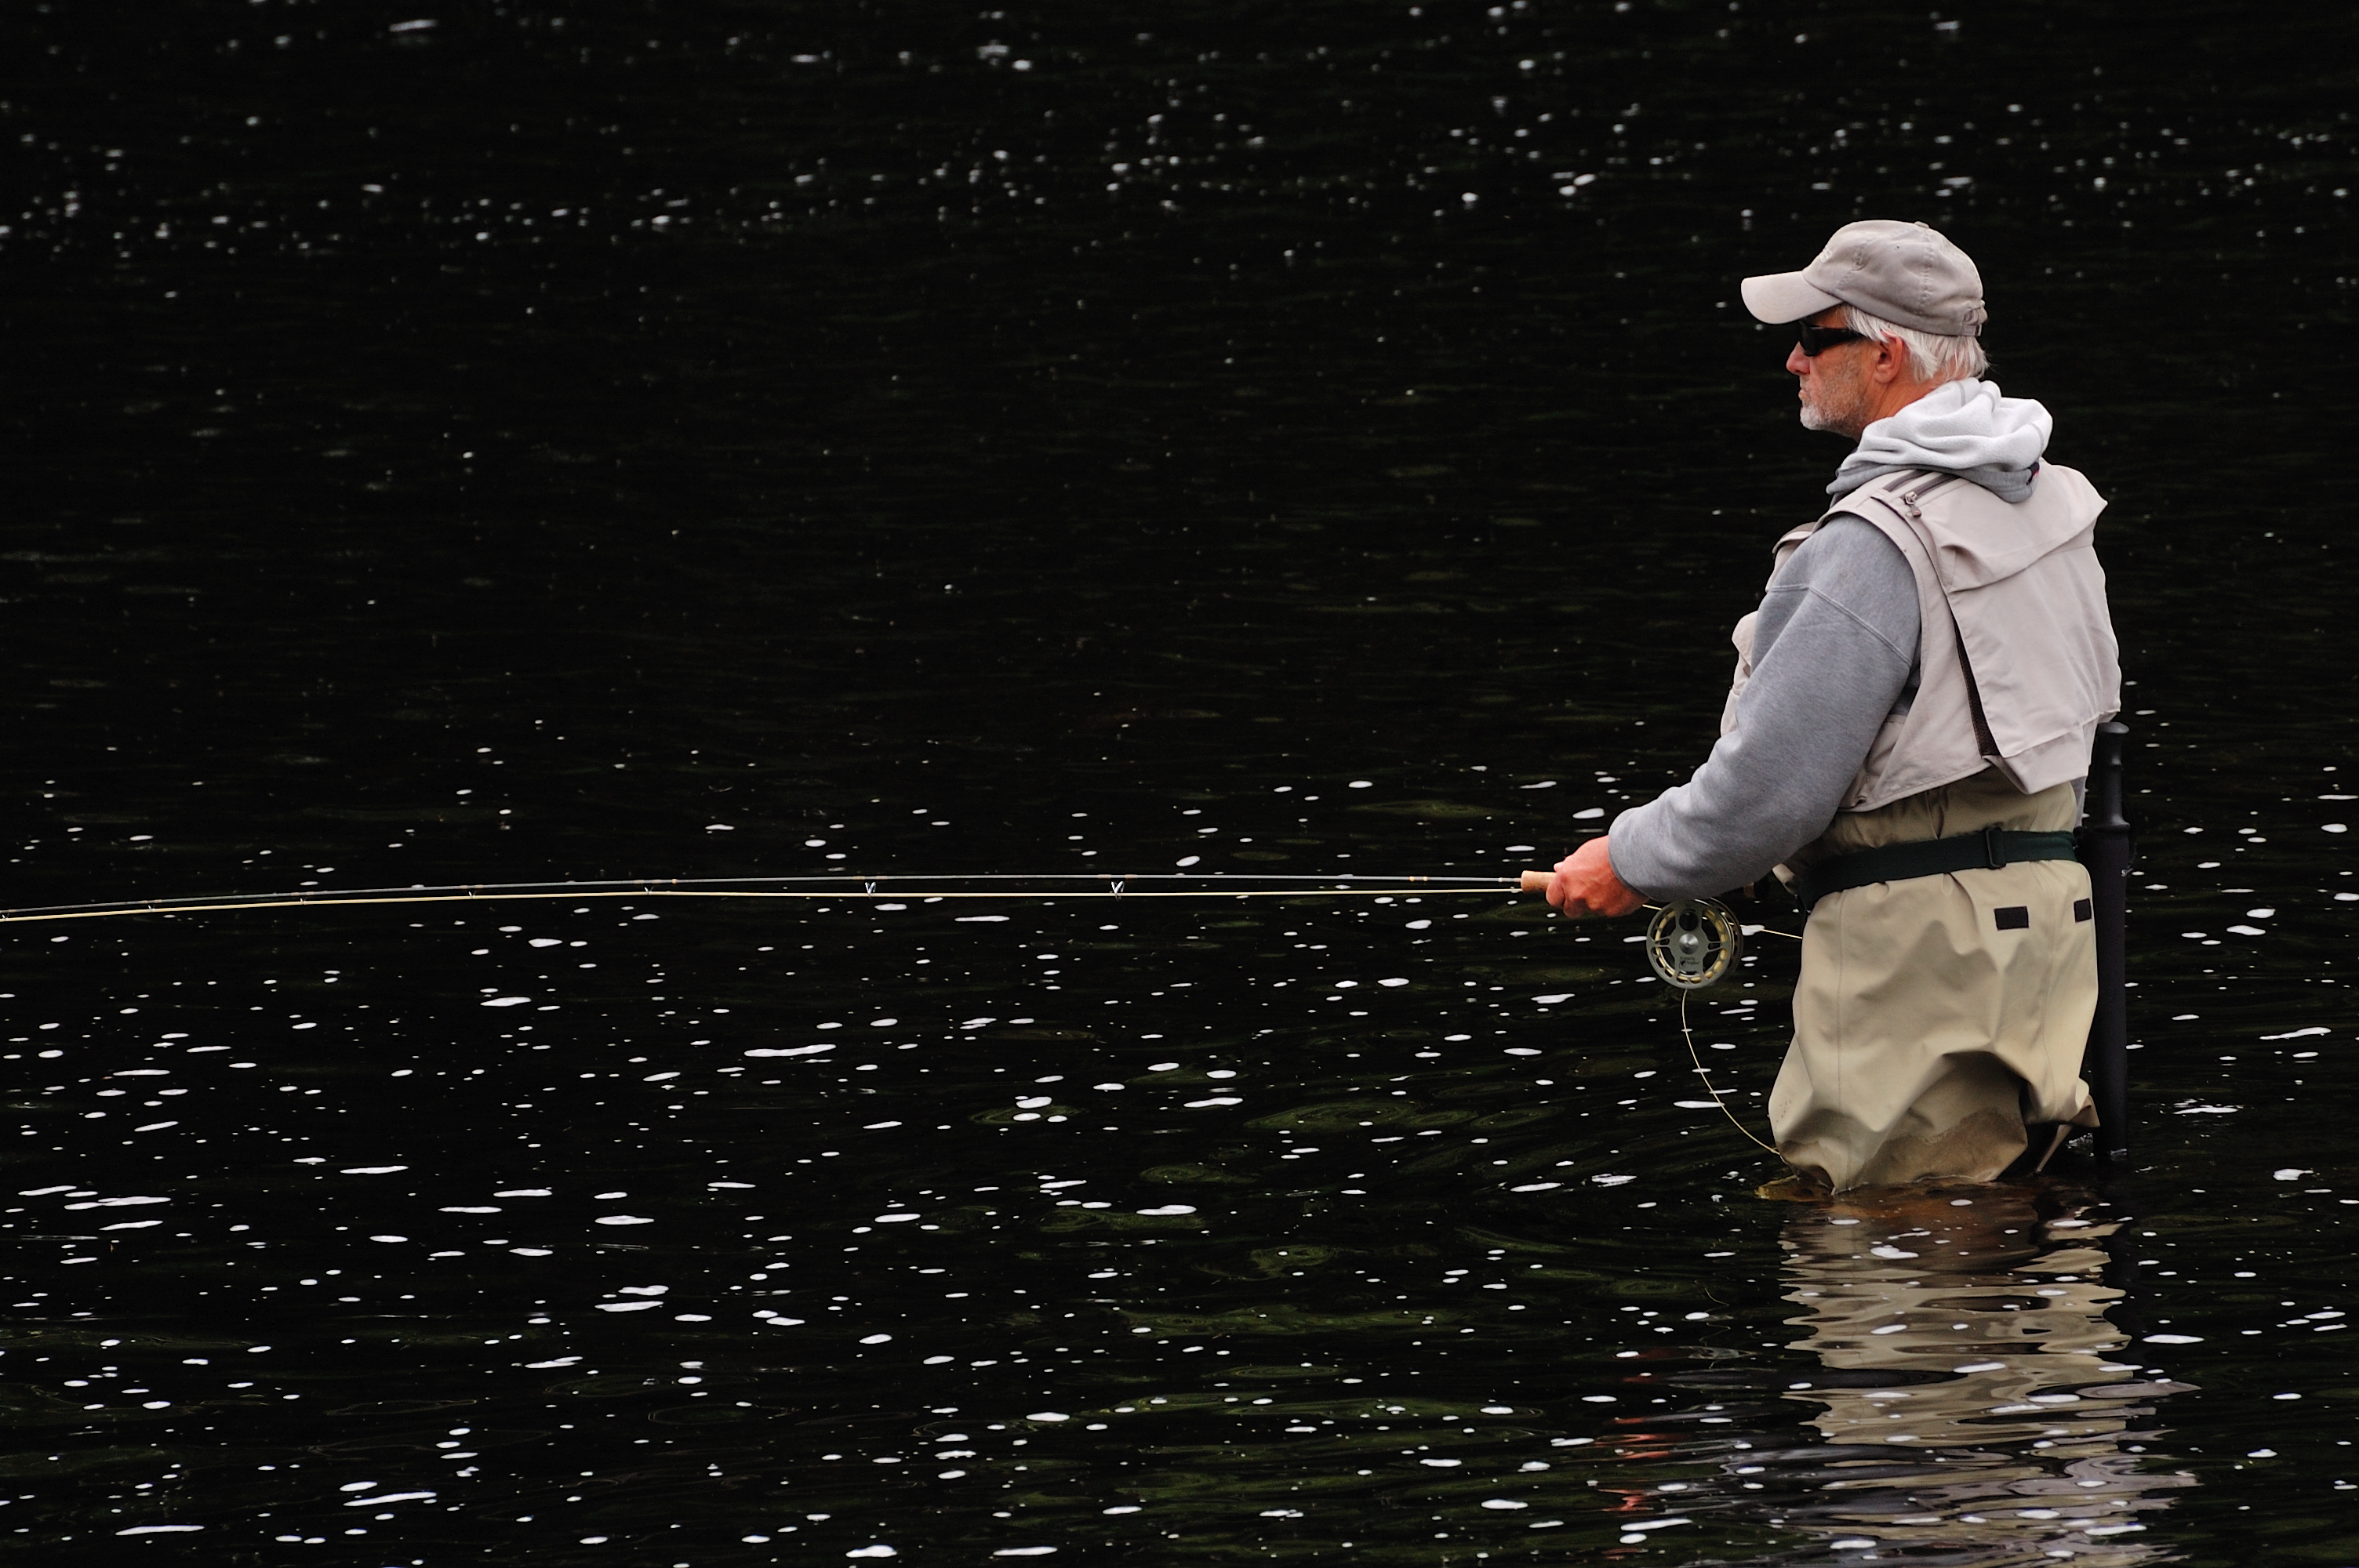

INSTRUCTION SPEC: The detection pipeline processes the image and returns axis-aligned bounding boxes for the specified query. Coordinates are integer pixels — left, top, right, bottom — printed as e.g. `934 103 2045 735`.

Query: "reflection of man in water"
1764 1186 2193 1561
1545 220 2121 1194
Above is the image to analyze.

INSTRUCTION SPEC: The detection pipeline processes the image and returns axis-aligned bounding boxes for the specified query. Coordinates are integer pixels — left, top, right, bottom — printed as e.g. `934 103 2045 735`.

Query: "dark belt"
1790 826 2079 913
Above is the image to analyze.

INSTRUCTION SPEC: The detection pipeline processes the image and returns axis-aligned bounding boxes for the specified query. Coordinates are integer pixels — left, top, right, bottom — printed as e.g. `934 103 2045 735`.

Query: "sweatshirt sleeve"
1605 516 1921 900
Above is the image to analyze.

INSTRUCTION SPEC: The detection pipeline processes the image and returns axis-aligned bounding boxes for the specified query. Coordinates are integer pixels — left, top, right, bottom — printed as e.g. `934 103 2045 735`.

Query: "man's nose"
1785 343 1812 376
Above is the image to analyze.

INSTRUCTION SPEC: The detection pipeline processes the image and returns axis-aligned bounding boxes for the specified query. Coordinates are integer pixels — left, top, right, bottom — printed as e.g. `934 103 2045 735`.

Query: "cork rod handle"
1518 870 1552 892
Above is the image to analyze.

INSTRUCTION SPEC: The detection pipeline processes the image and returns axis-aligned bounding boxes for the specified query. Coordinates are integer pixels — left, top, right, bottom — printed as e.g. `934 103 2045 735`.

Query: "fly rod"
0 870 1543 928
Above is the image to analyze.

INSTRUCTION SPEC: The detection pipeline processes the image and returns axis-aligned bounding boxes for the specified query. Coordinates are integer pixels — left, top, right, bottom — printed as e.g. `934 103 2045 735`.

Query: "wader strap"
1790 827 2079 913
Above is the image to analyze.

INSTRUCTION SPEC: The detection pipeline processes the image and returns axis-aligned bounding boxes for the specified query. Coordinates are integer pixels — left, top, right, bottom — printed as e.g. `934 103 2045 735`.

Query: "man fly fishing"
1544 220 2121 1196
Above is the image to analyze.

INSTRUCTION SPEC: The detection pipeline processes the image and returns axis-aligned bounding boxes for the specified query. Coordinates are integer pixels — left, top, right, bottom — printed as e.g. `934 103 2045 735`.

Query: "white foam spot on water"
1137 1205 1197 1216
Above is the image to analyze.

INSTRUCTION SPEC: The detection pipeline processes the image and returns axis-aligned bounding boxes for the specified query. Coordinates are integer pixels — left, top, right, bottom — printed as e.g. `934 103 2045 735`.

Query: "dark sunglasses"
1796 322 1871 356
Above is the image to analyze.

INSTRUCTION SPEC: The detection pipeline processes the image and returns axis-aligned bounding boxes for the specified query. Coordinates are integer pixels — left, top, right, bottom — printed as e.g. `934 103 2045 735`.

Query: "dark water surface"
6 0 2359 1562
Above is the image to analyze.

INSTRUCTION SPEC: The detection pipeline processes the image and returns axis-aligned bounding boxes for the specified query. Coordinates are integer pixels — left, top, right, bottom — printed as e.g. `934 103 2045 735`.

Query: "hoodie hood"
1827 377 2052 503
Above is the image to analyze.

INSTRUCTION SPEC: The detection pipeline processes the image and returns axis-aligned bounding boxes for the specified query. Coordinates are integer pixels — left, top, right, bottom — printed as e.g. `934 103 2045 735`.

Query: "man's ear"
1867 336 1907 386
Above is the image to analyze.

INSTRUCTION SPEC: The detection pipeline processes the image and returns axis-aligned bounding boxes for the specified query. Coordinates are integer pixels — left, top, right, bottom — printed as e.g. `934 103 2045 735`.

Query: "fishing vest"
1721 463 2121 814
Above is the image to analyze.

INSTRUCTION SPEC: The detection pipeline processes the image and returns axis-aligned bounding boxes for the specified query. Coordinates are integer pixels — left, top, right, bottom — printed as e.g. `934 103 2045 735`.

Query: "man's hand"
1546 836 1645 920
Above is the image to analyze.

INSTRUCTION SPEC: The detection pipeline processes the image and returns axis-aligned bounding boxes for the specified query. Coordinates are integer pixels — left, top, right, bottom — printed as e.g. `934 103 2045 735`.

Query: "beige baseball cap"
1739 219 1986 336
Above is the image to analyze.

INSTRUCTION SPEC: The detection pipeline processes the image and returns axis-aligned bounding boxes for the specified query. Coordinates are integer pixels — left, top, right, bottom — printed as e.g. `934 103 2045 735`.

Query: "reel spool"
1645 898 1743 989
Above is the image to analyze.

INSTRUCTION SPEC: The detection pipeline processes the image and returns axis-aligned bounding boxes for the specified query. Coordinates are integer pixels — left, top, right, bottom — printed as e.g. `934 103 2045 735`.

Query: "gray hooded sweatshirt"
1607 379 2056 901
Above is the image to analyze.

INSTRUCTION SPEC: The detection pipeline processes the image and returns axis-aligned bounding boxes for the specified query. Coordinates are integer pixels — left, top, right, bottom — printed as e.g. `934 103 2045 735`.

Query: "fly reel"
1645 898 1743 989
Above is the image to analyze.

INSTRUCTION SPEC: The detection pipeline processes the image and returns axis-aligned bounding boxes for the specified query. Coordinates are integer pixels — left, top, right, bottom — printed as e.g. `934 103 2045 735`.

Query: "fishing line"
1679 985 1782 1155
5 866 1802 1157
1637 895 1804 1156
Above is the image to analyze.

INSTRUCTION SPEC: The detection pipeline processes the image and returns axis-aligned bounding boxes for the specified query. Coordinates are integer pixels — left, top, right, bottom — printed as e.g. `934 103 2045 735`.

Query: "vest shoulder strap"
1825 467 1961 528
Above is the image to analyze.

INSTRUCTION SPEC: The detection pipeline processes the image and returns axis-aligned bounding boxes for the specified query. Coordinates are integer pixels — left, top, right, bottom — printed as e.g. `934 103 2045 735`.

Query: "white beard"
1797 379 1866 437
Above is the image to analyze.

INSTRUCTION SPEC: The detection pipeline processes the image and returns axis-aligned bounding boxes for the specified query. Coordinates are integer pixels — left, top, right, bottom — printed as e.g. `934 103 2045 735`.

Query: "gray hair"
1841 304 1989 383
